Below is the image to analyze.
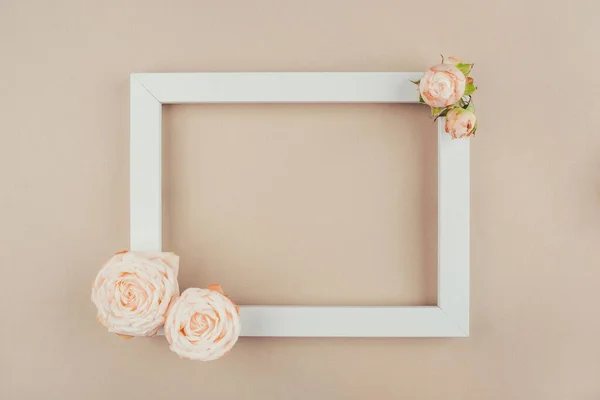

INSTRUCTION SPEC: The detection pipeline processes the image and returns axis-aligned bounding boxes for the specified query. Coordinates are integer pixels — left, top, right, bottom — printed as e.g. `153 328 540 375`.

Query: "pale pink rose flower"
445 108 477 139
91 251 180 337
165 285 241 361
419 64 466 108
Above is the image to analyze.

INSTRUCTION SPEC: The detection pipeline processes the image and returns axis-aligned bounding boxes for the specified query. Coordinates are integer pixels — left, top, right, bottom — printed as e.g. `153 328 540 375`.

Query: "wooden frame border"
130 72 470 337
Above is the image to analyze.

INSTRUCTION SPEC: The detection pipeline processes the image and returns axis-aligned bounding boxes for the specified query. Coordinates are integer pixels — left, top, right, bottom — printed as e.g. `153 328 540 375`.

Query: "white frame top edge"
132 72 423 104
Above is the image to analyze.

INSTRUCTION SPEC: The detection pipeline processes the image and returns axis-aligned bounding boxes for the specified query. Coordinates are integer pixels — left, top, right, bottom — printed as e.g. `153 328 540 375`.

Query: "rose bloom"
419 63 466 108
445 108 477 139
164 285 241 361
91 251 180 337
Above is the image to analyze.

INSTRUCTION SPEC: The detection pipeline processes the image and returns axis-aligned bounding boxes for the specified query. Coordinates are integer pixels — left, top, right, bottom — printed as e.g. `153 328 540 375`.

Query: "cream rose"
445 108 477 139
419 64 466 108
164 285 241 361
91 251 179 337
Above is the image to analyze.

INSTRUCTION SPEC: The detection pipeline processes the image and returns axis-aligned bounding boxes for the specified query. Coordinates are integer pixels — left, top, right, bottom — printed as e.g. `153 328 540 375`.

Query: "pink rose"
165 285 241 361
419 64 466 108
445 108 477 139
91 251 180 337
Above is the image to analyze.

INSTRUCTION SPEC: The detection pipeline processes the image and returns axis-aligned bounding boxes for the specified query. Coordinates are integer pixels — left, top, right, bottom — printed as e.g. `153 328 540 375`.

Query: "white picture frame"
130 72 470 337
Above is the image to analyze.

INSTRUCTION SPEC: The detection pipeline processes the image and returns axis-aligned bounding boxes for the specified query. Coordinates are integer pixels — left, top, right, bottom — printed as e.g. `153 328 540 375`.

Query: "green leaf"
455 63 473 76
411 79 421 85
432 106 451 120
464 82 477 95
419 94 425 104
431 107 445 116
465 101 475 113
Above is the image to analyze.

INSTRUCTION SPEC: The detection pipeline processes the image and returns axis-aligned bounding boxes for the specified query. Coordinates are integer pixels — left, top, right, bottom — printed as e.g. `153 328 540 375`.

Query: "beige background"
1 0 600 399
